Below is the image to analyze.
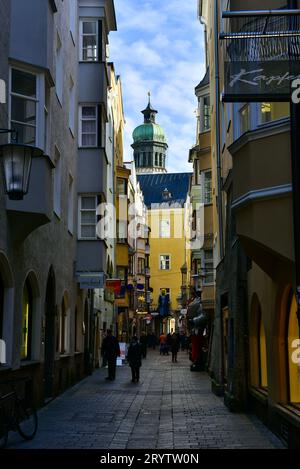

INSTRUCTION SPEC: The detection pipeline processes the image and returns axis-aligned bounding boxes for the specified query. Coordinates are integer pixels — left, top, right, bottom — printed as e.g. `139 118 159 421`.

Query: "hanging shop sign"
224 61 300 102
106 279 122 295
77 272 105 290
221 11 300 102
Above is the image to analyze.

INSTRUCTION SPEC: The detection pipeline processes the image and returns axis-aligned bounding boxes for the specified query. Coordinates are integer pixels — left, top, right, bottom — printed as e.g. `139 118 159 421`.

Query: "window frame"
79 19 99 62
202 169 212 205
9 67 41 147
159 219 171 239
78 104 98 148
159 254 171 271
203 249 214 285
78 194 100 240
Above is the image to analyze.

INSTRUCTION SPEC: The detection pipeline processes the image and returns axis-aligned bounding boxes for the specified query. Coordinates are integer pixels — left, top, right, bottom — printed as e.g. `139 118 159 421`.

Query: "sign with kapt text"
223 61 300 102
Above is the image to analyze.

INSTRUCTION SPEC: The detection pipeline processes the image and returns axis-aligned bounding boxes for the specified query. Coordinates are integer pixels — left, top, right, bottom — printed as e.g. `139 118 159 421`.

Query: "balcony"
229 119 294 276
79 62 108 108
6 155 54 243
77 148 108 198
10 0 55 80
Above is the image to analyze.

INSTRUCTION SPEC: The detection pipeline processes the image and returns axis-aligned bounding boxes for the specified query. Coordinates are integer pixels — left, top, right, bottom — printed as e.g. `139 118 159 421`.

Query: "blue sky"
109 0 206 173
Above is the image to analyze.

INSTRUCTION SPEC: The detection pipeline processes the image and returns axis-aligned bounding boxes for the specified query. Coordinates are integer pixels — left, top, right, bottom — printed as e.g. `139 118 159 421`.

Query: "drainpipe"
214 0 225 261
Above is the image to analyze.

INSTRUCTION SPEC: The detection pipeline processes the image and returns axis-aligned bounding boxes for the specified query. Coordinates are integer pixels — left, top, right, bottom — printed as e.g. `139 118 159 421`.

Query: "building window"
117 220 127 243
68 174 74 234
203 95 211 131
239 104 250 134
159 219 170 238
80 20 99 62
60 299 68 355
203 170 212 205
10 68 37 145
56 32 63 104
117 178 127 196
258 314 268 390
53 147 62 217
159 153 163 167
259 102 290 125
155 152 159 166
138 258 145 275
69 76 75 135
117 267 127 281
287 292 300 407
79 195 100 240
160 254 171 271
79 105 97 147
203 250 214 284
21 280 33 361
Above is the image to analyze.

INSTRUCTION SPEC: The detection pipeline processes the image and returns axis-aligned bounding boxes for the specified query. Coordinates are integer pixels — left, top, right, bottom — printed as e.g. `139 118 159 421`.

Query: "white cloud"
111 0 206 173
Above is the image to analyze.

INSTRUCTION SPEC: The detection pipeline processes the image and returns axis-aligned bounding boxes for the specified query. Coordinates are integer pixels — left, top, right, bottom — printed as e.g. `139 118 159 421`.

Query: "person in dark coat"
127 336 142 383
101 329 120 381
140 332 148 359
171 332 180 363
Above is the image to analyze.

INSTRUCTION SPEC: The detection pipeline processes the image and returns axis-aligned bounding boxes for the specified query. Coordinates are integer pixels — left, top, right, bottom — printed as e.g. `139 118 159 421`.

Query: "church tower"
132 94 168 174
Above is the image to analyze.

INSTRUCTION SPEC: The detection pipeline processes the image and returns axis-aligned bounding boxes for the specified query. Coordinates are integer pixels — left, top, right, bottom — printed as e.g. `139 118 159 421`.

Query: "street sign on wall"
78 272 105 289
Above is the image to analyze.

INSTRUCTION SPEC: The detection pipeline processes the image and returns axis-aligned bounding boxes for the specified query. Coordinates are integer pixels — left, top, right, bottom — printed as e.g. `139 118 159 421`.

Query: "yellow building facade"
198 0 300 448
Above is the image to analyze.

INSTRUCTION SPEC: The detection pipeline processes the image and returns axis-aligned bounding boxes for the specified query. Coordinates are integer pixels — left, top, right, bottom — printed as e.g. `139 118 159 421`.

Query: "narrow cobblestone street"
9 351 284 450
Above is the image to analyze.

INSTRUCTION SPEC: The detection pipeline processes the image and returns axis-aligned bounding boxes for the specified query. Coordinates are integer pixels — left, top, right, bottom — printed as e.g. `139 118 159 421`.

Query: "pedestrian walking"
140 332 148 359
171 332 180 363
159 332 167 355
101 329 120 381
127 336 142 383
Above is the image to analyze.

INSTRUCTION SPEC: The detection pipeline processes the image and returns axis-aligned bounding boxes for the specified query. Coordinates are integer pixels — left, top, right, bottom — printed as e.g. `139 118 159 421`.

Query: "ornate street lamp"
0 129 43 200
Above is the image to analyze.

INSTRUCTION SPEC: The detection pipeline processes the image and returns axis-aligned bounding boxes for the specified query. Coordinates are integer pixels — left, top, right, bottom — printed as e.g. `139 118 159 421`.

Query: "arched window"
258 314 268 389
0 273 3 340
287 292 300 406
250 294 268 390
155 153 158 166
21 280 33 360
159 154 163 167
60 298 67 355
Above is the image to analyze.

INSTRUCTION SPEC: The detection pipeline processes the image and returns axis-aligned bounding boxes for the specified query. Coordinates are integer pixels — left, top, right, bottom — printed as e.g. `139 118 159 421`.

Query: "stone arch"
277 285 300 406
249 293 268 390
44 266 56 398
0 251 14 366
60 290 71 354
21 270 41 361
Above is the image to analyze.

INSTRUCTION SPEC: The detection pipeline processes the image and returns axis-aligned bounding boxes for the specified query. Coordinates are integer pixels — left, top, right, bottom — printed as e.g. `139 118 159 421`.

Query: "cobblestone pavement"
9 350 284 449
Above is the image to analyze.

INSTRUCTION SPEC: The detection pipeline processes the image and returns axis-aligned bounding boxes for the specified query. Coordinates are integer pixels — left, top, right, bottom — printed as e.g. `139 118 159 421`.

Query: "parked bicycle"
0 377 38 448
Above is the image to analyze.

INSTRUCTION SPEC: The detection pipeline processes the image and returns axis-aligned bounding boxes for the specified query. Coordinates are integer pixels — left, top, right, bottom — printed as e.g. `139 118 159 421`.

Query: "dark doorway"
44 268 56 399
0 273 4 340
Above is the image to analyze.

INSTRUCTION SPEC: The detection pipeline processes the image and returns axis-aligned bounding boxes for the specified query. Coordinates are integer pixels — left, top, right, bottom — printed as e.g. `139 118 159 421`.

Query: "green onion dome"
132 123 166 144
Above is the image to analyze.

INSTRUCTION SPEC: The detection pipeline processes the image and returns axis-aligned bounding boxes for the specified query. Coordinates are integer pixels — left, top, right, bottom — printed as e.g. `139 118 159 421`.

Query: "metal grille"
221 11 300 63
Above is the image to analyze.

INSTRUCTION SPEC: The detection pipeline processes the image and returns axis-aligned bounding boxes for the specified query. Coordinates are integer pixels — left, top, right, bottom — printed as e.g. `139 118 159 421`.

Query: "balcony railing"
221 9 300 102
